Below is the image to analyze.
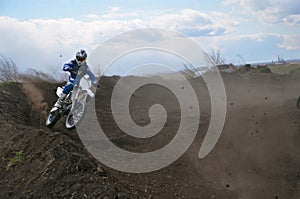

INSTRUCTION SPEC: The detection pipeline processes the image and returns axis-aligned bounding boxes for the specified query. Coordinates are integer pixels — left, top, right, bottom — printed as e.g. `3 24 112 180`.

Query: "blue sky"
0 0 299 75
0 0 220 19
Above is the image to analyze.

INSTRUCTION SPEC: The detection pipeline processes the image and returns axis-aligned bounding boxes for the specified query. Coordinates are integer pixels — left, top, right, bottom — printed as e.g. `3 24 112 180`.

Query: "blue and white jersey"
63 59 97 84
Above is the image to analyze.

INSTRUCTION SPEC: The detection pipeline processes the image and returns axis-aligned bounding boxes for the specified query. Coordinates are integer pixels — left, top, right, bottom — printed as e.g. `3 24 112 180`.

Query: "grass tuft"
6 151 25 171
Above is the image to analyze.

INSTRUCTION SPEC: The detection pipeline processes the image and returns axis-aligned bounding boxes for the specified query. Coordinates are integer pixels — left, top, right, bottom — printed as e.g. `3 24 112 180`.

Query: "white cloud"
277 34 300 50
0 7 298 74
0 8 239 56
0 16 147 72
283 15 300 25
150 9 239 36
85 8 239 37
222 0 300 24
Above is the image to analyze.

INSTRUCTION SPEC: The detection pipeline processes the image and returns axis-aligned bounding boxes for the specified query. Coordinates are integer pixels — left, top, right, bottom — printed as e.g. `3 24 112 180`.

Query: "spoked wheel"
65 102 86 129
297 96 300 109
46 110 61 128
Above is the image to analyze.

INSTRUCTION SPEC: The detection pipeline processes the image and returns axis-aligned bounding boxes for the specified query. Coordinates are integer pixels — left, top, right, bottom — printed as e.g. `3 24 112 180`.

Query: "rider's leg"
54 81 74 108
54 92 67 108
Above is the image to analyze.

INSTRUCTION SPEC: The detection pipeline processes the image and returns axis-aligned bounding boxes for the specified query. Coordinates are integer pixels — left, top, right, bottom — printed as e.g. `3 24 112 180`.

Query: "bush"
0 54 20 82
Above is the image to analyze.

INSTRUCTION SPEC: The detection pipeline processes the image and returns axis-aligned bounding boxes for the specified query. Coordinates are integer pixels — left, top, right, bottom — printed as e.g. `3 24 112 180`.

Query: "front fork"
70 91 87 113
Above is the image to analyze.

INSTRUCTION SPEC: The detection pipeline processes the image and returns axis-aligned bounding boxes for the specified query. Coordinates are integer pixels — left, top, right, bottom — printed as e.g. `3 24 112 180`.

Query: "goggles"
76 56 86 62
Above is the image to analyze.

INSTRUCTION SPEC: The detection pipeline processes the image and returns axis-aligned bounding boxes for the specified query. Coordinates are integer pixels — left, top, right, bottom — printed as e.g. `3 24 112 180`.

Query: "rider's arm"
86 67 97 84
63 61 77 72
63 61 79 79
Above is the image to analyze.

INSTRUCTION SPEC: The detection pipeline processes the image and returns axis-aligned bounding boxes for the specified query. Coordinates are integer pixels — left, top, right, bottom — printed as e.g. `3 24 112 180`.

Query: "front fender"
56 87 64 97
86 89 94 98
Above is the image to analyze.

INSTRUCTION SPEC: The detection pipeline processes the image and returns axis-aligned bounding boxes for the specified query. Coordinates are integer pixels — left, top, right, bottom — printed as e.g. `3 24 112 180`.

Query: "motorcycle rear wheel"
65 102 85 129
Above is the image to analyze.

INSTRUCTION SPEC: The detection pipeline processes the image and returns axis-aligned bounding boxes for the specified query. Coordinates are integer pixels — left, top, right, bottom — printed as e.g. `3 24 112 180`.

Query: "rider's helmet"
75 49 87 66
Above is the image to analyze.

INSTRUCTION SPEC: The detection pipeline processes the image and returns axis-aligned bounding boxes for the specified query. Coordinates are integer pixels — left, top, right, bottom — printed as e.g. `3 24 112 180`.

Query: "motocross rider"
54 49 97 108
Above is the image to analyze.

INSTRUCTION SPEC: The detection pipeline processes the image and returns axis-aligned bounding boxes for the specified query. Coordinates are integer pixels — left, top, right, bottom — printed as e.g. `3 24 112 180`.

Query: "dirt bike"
46 75 95 129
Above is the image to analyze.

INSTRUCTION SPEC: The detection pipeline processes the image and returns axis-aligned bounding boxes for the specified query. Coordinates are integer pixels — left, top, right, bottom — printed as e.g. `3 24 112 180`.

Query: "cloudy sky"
0 0 299 75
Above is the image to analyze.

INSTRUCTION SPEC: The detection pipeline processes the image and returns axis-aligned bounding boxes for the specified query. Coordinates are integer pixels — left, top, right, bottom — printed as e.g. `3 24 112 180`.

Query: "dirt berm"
0 71 299 199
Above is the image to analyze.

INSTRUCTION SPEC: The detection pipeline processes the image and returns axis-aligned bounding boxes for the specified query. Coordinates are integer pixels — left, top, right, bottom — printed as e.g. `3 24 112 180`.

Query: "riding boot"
54 93 67 108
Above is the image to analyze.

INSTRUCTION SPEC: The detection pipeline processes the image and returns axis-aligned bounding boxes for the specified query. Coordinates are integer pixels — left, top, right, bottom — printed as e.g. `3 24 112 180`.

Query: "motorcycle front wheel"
46 110 61 128
65 101 86 129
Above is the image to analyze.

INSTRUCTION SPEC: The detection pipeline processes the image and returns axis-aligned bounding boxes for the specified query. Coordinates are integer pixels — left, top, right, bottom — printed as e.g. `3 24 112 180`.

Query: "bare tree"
236 54 246 66
209 49 226 65
180 49 228 77
0 54 20 82
181 63 198 78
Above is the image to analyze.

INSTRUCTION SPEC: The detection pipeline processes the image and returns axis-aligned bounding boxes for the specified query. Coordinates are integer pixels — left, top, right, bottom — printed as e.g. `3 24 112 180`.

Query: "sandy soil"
0 69 299 198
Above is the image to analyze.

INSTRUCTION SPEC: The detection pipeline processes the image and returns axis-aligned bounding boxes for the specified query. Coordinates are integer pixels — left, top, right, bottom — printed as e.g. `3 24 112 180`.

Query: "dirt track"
0 71 300 198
